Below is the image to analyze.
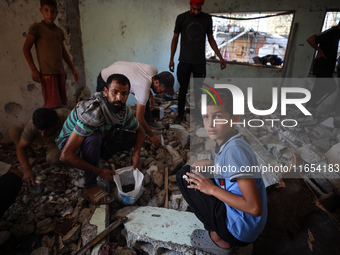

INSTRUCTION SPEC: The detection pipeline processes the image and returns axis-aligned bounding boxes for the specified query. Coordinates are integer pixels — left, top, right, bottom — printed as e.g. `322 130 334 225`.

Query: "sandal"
190 229 235 255
82 188 114 205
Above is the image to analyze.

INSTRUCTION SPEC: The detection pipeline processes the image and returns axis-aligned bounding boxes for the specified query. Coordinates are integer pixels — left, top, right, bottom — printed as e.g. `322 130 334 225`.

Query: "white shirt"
101 61 158 105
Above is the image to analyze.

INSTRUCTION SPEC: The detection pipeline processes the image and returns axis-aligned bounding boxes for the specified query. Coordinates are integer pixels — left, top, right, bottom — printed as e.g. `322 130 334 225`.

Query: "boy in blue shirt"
177 88 267 254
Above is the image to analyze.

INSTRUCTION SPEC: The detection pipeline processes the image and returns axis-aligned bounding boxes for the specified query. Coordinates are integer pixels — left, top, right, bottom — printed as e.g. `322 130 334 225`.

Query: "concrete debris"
124 206 204 255
152 171 164 188
320 117 335 129
296 144 325 164
325 143 340 166
148 190 166 207
30 246 52 255
115 206 139 220
312 125 333 140
0 97 339 254
176 129 190 148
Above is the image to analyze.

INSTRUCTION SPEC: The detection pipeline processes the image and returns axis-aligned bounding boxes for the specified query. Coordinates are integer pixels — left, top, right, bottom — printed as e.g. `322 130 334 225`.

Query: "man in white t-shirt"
97 61 174 147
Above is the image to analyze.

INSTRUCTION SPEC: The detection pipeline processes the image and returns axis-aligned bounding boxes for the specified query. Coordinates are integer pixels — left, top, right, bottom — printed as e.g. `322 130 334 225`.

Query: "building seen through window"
206 11 294 68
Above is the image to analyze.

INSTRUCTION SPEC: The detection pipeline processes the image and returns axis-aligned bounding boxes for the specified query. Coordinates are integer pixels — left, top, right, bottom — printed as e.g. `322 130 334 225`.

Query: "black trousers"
177 62 206 117
307 74 338 109
176 165 249 247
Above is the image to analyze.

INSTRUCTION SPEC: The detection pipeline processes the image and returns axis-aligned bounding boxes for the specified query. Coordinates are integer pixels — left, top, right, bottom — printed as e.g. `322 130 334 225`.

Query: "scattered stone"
148 190 166 207
11 223 35 238
41 234 56 248
31 247 52 255
312 137 331 152
36 218 56 235
78 208 93 223
320 117 334 128
177 130 190 148
168 174 176 183
296 144 324 164
62 224 81 244
115 206 140 219
334 117 340 128
152 171 164 188
312 125 333 139
325 143 340 166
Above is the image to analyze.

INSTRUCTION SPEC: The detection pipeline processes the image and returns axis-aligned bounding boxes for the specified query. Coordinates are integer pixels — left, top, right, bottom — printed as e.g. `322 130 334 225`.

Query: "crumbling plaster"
1 0 339 143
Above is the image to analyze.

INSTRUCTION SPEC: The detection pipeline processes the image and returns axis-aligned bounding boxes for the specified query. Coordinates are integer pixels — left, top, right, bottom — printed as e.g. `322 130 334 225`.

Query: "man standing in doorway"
169 0 226 124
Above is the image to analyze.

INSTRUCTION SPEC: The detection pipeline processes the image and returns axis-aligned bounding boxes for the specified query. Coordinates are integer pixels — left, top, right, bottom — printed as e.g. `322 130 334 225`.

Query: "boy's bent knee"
176 165 191 184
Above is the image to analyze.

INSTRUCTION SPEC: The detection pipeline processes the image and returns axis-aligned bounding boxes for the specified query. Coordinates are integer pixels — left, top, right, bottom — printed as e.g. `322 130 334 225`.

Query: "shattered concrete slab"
124 206 204 255
90 205 108 255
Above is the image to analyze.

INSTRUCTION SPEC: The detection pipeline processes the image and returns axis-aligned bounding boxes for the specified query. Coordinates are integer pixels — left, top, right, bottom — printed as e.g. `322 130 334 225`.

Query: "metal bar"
164 167 169 209
74 217 128 255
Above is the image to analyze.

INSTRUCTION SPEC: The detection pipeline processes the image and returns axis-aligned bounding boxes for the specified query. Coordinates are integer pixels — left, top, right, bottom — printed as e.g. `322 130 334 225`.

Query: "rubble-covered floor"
253 178 340 255
0 94 340 255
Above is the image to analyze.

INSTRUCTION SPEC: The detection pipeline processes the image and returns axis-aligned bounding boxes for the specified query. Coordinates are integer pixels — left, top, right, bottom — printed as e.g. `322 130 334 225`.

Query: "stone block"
124 206 204 255
325 143 340 166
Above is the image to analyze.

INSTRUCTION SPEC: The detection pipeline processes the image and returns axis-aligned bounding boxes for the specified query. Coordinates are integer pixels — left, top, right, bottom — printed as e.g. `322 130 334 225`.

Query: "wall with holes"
0 0 84 143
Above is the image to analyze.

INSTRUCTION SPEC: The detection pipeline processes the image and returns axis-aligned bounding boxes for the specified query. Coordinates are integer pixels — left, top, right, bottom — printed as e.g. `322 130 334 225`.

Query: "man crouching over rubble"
9 107 70 187
56 74 144 205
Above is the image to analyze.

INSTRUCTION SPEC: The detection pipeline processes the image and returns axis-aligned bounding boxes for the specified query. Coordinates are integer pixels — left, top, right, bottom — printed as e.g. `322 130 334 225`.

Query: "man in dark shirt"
306 22 340 113
169 0 226 123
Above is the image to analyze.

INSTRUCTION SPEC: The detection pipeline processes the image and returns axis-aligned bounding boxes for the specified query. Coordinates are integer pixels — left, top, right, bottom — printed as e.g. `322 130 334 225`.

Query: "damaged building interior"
0 0 340 254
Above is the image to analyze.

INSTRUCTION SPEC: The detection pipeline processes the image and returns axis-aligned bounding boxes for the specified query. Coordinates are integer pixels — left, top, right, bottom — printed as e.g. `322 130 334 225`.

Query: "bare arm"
169 33 179 72
62 42 79 82
186 171 263 217
60 131 113 181
136 102 161 147
306 35 326 59
207 34 227 70
23 34 41 83
16 139 35 186
131 123 145 169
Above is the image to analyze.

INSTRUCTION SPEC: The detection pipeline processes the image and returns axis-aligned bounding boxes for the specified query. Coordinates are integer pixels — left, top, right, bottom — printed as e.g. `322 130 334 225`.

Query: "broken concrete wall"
0 0 85 143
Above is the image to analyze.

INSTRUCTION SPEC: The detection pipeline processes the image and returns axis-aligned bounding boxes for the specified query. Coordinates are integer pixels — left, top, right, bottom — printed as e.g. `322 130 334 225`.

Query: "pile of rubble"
241 104 340 224
0 96 194 254
1 96 340 254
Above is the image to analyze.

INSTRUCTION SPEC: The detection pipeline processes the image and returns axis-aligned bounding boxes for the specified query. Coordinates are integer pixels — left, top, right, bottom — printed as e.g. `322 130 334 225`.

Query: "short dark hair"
32 108 59 130
206 89 234 116
40 0 57 10
106 73 131 90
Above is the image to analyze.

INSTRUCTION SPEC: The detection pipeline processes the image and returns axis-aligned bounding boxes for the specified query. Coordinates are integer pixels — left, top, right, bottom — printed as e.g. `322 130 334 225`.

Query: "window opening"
206 11 295 68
